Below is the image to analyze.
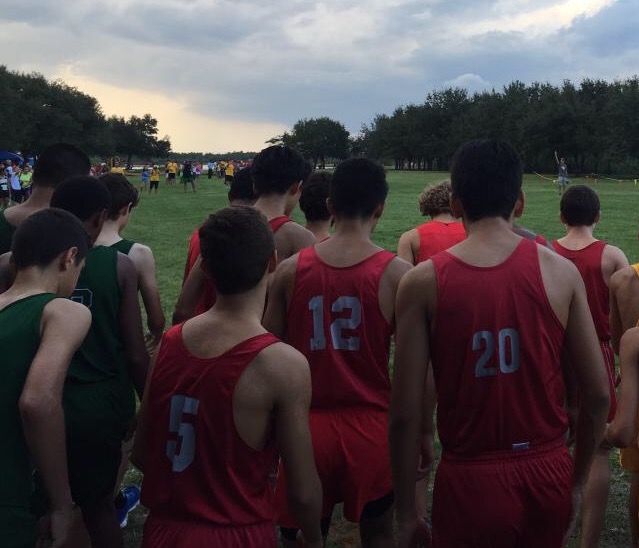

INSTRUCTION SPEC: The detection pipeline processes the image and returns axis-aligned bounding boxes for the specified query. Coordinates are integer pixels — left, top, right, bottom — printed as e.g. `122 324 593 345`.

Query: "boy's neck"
4 268 61 299
254 194 292 220
95 220 123 247
558 225 597 248
305 220 331 242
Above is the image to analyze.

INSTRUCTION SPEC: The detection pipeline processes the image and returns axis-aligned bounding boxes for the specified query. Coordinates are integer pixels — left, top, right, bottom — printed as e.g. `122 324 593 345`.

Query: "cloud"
0 0 636 151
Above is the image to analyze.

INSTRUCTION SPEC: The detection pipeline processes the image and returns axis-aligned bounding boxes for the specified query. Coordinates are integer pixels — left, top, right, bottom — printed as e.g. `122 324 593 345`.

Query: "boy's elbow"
19 392 57 423
609 426 636 449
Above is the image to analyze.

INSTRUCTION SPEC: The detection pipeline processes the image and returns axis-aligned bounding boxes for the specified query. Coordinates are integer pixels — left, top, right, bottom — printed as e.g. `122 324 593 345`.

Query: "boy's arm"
117 253 149 398
397 231 416 265
606 328 639 447
130 244 165 344
173 257 205 325
390 264 435 547
262 256 296 338
564 272 611 492
130 345 160 472
270 344 322 547
20 300 91 545
609 267 639 354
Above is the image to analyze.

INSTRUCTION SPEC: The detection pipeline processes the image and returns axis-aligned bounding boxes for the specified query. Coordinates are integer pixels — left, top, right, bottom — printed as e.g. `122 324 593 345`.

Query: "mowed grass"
121 171 639 547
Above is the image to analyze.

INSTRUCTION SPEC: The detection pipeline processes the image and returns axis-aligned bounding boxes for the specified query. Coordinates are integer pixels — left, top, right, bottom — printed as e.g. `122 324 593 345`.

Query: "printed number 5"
473 328 520 378
166 395 200 472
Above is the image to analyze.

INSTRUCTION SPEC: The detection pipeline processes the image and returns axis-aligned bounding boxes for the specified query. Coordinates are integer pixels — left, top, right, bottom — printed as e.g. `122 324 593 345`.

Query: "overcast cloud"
1 0 637 151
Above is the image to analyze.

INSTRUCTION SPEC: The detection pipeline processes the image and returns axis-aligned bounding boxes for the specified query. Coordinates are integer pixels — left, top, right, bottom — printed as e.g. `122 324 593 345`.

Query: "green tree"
108 114 171 164
270 117 350 168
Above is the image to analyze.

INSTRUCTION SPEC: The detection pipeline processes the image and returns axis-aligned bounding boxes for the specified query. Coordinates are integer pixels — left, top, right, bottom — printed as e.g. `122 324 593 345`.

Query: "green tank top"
111 238 135 255
68 246 124 382
0 293 56 521
0 210 17 254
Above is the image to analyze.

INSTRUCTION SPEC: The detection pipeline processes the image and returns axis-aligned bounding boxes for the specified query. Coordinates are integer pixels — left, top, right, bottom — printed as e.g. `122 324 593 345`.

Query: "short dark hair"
330 158 388 219
12 208 90 269
251 145 307 196
50 176 112 222
228 166 256 204
450 139 523 222
32 143 91 188
560 185 600 226
199 206 274 295
98 173 139 219
300 171 332 222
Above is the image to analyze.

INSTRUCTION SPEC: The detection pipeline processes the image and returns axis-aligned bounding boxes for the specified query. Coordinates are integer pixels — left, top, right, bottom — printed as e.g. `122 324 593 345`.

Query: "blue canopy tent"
0 151 24 164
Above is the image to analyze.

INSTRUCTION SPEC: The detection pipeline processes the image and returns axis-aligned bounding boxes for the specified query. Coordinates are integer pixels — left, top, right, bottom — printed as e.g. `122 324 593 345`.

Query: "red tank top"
430 238 567 457
287 246 395 411
269 216 290 233
416 221 466 263
552 240 609 341
141 328 280 526
183 229 217 315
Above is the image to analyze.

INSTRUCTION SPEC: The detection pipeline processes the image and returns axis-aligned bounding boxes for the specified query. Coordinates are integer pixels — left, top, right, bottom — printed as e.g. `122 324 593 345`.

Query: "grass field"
120 170 639 547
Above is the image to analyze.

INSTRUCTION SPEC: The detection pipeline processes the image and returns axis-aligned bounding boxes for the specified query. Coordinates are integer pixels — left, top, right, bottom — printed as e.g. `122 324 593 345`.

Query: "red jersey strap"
551 240 609 341
167 326 280 368
269 216 291 234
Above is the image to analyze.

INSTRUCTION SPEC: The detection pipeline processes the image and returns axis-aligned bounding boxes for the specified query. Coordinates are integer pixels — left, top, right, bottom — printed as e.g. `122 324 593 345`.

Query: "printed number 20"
308 295 361 351
166 395 200 472
473 328 520 378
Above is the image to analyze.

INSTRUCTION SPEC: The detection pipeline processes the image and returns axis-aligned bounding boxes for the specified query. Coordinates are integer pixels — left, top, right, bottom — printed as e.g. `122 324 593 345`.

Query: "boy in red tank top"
173 147 315 323
552 184 628 548
391 139 610 548
264 158 412 547
397 180 466 265
133 206 322 548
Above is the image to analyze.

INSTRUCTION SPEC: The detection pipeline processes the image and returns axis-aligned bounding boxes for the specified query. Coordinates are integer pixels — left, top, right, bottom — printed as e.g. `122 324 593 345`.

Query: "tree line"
356 78 639 175
4 64 639 175
0 66 170 163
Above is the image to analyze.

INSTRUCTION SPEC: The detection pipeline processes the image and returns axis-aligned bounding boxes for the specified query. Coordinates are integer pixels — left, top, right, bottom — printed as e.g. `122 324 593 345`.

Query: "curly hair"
419 180 453 217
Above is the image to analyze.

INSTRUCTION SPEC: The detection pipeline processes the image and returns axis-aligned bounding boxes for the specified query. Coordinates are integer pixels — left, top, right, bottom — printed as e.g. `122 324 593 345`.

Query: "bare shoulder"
251 341 310 387
282 221 315 245
399 228 418 243
403 257 436 286
384 255 413 284
610 264 638 290
621 326 639 349
274 252 300 282
43 298 91 328
128 243 155 269
538 243 581 283
603 243 629 267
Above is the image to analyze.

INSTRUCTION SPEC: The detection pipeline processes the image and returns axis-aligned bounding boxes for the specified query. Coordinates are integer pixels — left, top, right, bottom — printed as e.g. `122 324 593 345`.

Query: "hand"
36 506 73 548
563 486 583 545
144 331 160 354
416 434 434 480
397 518 432 548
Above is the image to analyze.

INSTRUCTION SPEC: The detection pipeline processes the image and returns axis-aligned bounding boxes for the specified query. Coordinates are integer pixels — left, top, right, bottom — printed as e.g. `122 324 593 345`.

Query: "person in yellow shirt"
149 166 160 194
224 161 235 186
166 161 177 186
110 161 125 175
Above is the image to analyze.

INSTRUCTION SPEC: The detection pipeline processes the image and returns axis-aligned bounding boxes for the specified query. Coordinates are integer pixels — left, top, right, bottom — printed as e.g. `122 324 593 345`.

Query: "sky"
1 0 637 152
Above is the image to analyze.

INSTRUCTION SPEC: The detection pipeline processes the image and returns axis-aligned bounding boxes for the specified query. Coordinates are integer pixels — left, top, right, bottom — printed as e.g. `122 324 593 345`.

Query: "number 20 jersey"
430 238 568 457
287 246 395 411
